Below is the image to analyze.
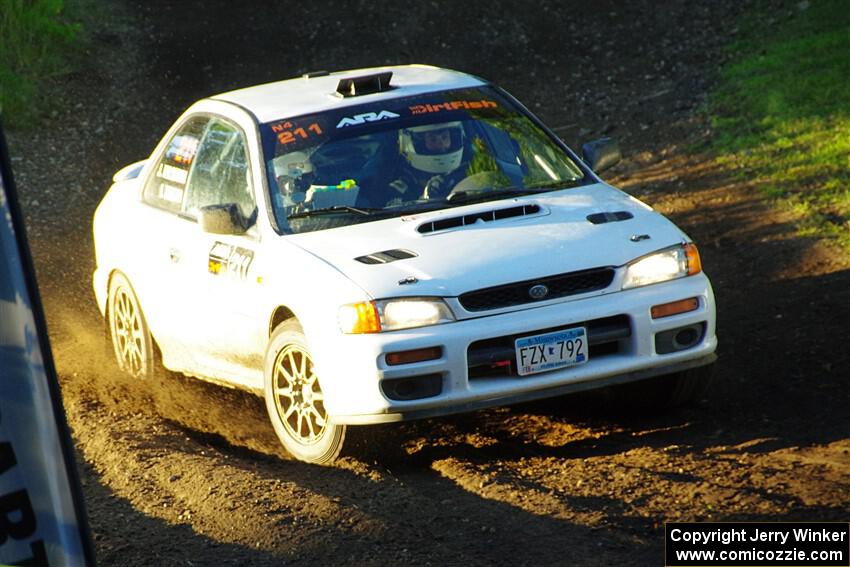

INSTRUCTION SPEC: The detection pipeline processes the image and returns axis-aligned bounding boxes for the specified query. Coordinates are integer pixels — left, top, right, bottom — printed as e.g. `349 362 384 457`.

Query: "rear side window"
143 117 208 212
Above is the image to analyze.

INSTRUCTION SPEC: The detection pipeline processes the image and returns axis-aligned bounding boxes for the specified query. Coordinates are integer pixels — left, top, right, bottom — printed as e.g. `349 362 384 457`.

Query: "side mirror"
199 203 247 235
111 159 146 183
581 137 621 174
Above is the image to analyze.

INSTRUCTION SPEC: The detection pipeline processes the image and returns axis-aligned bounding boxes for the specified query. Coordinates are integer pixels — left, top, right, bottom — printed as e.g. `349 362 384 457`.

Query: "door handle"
169 248 181 263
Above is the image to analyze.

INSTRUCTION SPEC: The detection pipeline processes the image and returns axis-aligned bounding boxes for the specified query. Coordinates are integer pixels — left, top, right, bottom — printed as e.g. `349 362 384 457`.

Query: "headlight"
338 297 456 333
622 243 702 290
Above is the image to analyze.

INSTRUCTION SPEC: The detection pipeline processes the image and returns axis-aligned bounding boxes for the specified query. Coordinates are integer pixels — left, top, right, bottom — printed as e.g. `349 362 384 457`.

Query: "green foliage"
709 0 850 247
465 137 502 176
0 0 80 127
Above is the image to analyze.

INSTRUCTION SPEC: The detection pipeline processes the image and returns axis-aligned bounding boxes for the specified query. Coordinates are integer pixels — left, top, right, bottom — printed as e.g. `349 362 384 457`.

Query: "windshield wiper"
378 183 582 216
287 206 380 220
443 187 547 206
445 181 584 206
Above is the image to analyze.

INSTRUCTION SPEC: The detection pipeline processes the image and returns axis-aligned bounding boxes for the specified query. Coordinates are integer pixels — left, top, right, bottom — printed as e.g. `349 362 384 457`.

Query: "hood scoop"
586 211 634 224
355 248 418 265
417 203 542 234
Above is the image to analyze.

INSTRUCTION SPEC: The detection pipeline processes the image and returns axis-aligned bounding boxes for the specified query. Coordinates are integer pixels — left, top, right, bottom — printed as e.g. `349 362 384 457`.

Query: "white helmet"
399 122 464 175
273 151 315 194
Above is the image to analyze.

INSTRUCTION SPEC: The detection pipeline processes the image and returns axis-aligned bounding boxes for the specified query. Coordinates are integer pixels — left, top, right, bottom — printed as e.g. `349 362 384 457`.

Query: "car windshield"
259 86 586 234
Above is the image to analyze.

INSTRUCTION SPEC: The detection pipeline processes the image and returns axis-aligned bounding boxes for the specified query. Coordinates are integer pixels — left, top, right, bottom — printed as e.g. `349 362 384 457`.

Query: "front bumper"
312 273 717 425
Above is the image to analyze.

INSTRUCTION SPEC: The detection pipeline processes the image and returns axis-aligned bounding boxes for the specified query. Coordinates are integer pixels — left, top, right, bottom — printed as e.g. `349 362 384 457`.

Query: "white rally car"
93 65 717 463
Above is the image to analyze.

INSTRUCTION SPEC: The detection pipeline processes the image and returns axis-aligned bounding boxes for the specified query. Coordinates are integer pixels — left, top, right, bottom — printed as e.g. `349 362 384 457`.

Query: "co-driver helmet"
273 150 315 196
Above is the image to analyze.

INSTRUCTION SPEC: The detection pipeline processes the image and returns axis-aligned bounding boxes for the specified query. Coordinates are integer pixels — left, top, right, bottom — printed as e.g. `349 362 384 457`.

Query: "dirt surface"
7 0 850 565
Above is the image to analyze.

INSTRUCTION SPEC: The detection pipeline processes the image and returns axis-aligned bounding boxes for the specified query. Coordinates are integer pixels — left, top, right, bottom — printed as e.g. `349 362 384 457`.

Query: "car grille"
467 315 631 379
459 267 615 312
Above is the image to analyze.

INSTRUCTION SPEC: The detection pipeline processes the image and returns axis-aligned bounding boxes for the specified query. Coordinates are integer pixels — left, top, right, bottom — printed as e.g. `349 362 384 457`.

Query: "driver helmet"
273 150 315 195
399 121 464 175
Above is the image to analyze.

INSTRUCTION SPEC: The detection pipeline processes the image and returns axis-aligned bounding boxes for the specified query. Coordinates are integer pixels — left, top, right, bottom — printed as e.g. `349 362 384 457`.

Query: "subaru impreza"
93 65 717 463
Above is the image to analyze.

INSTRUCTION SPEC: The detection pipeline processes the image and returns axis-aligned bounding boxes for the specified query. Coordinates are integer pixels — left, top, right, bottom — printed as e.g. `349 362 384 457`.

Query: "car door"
174 117 264 382
134 115 211 371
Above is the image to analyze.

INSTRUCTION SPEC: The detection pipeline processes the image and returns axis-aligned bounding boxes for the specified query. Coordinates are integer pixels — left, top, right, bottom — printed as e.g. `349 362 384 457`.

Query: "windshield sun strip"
261 86 587 234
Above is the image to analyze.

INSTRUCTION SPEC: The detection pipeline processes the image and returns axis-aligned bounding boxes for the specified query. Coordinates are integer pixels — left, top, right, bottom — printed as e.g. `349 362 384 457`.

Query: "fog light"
381 374 443 401
651 297 699 319
386 346 442 366
674 327 699 346
655 323 706 354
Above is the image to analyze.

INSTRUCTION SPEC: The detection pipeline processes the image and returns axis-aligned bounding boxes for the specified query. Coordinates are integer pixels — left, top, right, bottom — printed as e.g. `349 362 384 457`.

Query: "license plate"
515 327 588 376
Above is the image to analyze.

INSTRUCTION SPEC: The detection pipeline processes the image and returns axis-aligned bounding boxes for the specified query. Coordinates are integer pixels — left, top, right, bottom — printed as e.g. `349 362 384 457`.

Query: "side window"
143 117 208 212
183 119 256 223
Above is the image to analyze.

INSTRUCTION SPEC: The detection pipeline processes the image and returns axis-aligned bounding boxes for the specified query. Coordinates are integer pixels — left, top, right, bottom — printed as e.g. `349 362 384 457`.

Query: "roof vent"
355 248 417 265
336 72 394 97
417 204 542 234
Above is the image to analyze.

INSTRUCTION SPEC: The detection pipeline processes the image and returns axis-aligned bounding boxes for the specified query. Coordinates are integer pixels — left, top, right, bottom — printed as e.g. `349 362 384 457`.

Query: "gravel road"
7 0 850 565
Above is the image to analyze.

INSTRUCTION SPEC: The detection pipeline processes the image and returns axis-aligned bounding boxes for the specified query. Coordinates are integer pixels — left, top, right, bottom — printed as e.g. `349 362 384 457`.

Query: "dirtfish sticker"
409 99 498 115
336 110 400 128
209 242 254 279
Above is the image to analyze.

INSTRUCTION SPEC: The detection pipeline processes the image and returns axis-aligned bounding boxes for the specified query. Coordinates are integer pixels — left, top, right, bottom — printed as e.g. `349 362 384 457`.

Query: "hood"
286 183 688 299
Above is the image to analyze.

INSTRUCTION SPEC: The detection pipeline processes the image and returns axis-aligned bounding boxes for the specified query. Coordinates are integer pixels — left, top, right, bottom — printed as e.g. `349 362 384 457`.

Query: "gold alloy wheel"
272 343 328 445
111 283 147 376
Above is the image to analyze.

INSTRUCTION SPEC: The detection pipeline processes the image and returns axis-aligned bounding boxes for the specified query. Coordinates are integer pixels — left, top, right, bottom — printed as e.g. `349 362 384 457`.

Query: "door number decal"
209 241 254 279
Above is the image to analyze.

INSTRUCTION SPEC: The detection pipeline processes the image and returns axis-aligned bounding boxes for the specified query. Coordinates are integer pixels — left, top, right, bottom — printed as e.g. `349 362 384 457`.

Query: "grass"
0 0 81 128
709 0 850 247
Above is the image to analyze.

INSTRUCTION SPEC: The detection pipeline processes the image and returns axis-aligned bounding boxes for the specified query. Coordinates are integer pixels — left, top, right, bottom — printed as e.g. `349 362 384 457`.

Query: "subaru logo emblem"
529 284 549 300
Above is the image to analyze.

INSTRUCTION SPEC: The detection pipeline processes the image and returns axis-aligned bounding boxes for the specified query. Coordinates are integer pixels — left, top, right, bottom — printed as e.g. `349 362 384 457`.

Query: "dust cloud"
49 307 289 459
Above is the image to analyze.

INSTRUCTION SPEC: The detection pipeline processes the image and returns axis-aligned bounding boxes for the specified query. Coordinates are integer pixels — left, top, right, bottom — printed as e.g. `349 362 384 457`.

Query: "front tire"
662 363 715 407
264 320 345 464
605 364 715 410
107 272 156 378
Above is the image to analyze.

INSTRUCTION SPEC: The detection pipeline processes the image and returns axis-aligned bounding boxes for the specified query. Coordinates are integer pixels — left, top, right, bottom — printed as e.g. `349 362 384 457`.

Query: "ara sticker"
208 242 254 279
409 99 498 115
336 110 400 128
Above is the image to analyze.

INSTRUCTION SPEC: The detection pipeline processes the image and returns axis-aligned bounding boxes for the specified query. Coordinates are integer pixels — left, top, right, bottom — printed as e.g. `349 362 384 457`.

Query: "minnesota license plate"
515 327 588 376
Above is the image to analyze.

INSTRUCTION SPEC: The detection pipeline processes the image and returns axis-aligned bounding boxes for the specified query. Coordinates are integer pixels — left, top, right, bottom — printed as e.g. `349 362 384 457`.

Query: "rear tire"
264 320 345 464
107 272 156 378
